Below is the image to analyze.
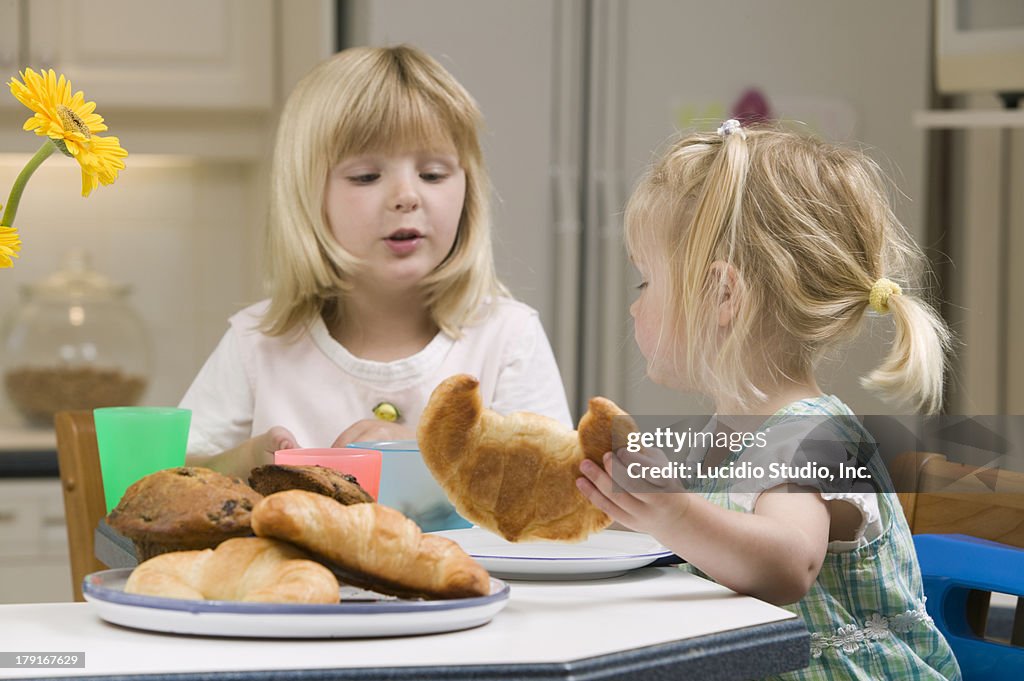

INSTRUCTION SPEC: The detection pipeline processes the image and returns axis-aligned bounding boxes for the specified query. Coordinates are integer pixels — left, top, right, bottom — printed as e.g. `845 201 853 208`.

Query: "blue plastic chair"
914 534 1024 680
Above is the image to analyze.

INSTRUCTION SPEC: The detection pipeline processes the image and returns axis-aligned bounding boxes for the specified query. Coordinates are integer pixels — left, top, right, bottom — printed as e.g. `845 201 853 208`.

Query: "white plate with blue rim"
431 528 675 581
83 568 509 638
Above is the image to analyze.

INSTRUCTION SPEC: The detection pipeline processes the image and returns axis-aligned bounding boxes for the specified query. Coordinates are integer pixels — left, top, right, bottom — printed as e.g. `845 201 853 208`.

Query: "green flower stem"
1 141 57 228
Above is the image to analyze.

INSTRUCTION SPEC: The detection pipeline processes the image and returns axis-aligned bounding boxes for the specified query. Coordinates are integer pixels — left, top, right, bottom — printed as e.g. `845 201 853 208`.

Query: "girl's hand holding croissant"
576 447 691 538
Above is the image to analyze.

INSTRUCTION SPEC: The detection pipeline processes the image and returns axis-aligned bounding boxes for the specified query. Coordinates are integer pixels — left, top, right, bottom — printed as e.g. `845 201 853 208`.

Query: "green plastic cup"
94 407 192 512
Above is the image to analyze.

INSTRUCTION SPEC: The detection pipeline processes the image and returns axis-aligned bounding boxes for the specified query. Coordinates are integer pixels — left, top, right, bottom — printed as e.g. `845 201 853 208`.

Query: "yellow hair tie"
868 278 902 314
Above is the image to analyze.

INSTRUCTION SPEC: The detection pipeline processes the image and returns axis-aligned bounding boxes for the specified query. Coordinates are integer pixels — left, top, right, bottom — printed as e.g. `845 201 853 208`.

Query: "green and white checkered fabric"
679 397 961 680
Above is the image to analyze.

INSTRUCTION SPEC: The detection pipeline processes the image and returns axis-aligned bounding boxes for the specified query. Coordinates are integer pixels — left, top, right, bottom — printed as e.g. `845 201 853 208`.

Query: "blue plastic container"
347 440 471 532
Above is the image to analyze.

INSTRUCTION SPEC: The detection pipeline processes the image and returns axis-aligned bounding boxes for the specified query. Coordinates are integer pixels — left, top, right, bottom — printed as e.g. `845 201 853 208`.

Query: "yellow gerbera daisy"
0 224 21 269
9 68 127 197
73 135 129 197
10 68 106 148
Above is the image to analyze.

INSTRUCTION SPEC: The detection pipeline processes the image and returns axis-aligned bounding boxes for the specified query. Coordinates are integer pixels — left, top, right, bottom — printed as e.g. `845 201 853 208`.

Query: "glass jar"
2 251 152 426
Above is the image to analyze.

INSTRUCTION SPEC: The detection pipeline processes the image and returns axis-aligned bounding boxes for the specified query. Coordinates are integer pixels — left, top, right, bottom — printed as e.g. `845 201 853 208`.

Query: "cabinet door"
25 0 273 110
0 0 20 77
0 559 72 603
0 479 72 603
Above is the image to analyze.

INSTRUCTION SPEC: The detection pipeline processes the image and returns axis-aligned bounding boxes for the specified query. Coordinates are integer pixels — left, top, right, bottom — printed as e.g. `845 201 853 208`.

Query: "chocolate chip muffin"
107 467 264 561
248 464 374 506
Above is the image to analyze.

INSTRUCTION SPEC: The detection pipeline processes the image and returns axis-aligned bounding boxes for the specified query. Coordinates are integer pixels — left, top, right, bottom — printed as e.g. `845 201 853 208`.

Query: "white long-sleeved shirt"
180 297 572 456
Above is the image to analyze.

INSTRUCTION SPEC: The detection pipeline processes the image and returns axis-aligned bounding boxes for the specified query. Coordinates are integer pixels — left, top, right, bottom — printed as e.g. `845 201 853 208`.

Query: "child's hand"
187 426 297 479
255 426 299 460
331 420 416 448
579 447 834 605
576 448 691 539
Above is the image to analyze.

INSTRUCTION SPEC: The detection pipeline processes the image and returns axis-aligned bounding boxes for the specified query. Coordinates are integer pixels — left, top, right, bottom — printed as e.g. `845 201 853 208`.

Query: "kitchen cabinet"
2 0 273 110
0 478 72 604
0 1 20 78
0 1 334 425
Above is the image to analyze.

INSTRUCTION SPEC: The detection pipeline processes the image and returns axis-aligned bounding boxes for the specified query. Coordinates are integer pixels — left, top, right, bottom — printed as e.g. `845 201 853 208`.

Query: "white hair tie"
717 118 746 140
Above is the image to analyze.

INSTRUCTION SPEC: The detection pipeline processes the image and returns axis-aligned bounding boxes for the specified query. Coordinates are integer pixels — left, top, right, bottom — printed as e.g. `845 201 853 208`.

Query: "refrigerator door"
345 0 588 416
343 0 933 419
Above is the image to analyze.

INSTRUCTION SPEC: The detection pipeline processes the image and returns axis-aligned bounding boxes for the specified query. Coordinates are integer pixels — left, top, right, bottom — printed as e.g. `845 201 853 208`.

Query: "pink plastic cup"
273 448 382 499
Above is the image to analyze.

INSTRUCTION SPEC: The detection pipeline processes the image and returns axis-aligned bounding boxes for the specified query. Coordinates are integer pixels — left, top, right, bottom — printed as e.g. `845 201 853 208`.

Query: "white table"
0 568 807 681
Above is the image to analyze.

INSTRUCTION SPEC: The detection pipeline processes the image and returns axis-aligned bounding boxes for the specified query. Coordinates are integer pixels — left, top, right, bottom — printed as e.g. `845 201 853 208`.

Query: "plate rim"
432 528 674 563
348 439 420 452
83 568 508 615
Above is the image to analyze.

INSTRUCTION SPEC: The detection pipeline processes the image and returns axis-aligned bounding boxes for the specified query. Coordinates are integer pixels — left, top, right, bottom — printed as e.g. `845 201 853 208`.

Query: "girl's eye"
636 281 648 291
420 171 448 182
348 173 379 184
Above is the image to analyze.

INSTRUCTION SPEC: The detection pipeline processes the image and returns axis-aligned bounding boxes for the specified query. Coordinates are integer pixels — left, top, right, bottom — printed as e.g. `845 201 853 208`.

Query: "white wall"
0 157 264 421
617 0 932 416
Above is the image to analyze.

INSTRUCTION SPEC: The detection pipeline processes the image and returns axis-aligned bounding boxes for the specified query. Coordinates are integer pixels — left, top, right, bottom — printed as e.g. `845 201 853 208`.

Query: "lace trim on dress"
809 599 933 658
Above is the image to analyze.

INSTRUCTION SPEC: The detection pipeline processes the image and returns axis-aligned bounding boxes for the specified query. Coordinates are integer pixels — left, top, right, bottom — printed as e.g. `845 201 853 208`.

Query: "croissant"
251 490 490 600
124 536 339 604
417 373 634 542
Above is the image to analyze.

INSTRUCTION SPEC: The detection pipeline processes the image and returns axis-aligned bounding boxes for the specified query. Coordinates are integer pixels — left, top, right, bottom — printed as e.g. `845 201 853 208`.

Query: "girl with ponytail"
578 121 960 680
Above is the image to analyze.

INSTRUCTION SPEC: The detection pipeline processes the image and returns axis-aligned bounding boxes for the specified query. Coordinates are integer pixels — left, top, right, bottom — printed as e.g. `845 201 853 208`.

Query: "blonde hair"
625 125 951 413
262 45 506 338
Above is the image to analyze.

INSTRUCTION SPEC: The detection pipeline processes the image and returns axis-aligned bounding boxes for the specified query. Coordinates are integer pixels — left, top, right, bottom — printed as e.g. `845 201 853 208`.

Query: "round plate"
432 528 674 580
83 569 509 638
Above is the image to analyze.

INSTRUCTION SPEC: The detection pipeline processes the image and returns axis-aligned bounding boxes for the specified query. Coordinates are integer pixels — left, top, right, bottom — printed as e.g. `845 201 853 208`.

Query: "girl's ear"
708 260 743 328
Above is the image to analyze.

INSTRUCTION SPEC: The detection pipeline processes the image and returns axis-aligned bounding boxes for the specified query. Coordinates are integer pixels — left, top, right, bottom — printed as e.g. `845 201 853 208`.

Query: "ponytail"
861 288 952 414
680 124 753 400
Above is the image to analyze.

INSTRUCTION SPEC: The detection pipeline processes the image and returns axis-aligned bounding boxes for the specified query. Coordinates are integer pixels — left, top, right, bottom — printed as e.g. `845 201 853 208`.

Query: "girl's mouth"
384 229 424 254
387 229 422 241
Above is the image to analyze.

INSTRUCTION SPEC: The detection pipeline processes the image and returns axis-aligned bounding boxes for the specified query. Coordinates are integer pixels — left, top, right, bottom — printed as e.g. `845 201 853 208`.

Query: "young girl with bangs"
180 45 570 476
577 120 960 680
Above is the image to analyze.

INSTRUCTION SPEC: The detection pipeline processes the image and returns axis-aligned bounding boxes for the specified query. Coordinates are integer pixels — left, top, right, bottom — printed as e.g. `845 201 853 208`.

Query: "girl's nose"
391 180 420 212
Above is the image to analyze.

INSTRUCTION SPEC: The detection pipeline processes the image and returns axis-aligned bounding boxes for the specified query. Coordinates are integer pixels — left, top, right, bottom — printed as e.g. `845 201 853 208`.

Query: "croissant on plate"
124 536 339 604
416 373 634 542
251 490 491 600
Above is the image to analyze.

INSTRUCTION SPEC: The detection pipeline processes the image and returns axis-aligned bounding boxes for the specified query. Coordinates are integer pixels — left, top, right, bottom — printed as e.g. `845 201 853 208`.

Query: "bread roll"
251 490 490 600
417 373 634 542
124 536 339 604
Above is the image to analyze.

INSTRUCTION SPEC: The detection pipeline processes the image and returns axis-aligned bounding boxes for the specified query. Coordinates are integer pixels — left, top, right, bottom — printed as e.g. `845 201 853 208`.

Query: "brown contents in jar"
4 366 147 424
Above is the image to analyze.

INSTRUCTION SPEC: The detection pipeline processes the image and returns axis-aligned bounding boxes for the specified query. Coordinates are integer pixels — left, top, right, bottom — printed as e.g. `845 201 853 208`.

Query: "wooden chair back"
894 451 1024 548
54 410 107 601
894 451 1024 650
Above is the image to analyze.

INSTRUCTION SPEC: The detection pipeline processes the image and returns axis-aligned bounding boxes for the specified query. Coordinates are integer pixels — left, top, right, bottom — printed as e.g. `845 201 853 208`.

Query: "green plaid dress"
680 397 961 680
